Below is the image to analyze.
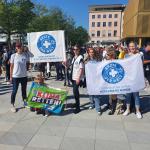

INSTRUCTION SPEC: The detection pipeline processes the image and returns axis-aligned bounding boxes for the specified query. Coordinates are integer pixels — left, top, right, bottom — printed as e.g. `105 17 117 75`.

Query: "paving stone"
65 127 95 139
37 126 67 137
0 132 33 146
0 144 23 150
24 147 56 150
127 131 150 144
60 137 94 150
0 73 150 150
27 135 62 149
0 121 15 132
96 129 128 142
69 118 96 128
124 122 150 133
97 113 122 122
10 116 45 134
0 109 29 123
42 116 71 127
131 143 150 150
96 120 124 130
95 140 130 150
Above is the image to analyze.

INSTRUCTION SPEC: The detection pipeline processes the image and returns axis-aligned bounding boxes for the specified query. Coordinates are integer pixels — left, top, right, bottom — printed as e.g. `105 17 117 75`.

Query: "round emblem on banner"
102 62 125 84
37 34 56 54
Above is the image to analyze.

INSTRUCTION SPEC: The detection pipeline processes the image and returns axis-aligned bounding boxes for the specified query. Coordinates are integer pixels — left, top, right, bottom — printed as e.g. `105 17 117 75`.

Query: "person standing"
71 46 84 114
0 51 3 76
10 43 29 113
85 47 102 115
123 42 142 119
140 42 150 84
3 46 12 83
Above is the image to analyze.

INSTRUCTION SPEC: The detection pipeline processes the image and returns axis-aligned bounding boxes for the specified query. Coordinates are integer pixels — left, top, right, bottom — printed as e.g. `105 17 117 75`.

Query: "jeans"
126 92 140 107
89 95 101 112
64 68 71 85
11 77 27 105
72 80 80 110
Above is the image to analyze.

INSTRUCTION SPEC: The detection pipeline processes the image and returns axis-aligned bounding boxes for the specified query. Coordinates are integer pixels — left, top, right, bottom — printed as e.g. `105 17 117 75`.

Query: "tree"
0 0 35 47
71 26 89 46
28 5 89 47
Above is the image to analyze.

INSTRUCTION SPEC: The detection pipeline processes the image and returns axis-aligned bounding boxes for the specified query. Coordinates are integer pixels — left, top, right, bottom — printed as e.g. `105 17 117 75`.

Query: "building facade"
123 0 150 46
89 4 125 45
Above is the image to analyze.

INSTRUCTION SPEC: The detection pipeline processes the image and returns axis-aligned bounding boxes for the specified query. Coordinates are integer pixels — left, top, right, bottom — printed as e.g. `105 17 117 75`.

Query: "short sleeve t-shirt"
10 53 28 78
72 55 84 80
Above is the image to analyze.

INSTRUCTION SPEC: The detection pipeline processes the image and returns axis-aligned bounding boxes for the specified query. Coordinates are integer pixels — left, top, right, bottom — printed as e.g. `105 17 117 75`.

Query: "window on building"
114 30 117 37
103 14 106 18
103 22 106 27
114 14 118 18
114 22 118 26
92 22 95 27
102 30 106 37
97 31 100 37
92 33 95 37
108 22 112 27
109 14 112 18
97 15 101 18
108 30 111 37
97 22 101 27
92 15 95 19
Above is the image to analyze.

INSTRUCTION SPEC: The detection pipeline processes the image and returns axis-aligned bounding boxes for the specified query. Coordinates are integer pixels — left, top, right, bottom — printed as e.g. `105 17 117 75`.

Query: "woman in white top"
10 43 29 113
71 46 84 114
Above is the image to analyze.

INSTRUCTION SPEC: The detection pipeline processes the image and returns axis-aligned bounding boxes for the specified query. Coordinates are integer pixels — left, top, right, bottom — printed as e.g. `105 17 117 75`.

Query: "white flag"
27 30 66 63
85 54 145 95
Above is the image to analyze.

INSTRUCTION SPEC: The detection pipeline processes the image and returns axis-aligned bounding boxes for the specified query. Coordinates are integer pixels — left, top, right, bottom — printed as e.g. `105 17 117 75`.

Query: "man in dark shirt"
141 42 150 84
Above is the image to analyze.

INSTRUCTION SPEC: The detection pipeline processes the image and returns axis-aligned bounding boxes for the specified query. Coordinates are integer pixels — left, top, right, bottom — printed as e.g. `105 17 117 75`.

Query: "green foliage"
28 5 89 46
0 0 35 46
0 1 89 46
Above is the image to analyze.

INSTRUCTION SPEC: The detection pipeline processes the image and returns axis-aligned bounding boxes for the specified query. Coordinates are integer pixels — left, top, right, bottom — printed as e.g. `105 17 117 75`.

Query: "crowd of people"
0 41 150 118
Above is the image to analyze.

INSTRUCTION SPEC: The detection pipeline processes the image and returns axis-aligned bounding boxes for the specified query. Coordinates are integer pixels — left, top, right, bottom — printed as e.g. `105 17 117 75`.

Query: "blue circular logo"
37 34 56 54
102 62 125 84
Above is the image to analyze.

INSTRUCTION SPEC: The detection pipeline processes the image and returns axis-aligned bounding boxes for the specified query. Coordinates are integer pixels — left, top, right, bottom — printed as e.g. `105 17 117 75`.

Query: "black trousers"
11 77 27 105
145 70 150 84
72 80 80 110
55 62 63 80
5 64 10 80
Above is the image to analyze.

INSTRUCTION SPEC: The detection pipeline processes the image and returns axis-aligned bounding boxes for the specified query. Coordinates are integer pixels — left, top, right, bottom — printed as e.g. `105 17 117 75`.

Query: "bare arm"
143 60 150 64
76 68 84 85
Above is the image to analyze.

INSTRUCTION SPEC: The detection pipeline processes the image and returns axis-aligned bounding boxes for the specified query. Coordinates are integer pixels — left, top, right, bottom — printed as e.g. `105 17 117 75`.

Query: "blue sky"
33 0 128 30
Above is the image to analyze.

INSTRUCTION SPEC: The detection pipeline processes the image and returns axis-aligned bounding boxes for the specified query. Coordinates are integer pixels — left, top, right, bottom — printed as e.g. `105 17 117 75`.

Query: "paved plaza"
0 72 150 150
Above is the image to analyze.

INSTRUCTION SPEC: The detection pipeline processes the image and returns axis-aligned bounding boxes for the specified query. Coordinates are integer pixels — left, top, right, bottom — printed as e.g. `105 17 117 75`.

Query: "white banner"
85 54 145 95
27 30 66 63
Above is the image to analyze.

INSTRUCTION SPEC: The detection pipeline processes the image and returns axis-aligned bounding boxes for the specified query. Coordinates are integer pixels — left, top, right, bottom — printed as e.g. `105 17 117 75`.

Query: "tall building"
123 0 150 46
89 4 125 45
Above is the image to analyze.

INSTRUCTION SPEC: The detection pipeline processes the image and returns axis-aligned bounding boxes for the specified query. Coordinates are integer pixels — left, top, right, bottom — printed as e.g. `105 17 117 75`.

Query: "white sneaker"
123 110 130 116
11 106 16 113
89 106 94 110
6 81 10 85
136 112 142 119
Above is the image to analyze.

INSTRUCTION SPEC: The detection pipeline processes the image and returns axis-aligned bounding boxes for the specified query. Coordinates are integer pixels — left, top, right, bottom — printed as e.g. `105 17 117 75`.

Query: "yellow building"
123 0 150 46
